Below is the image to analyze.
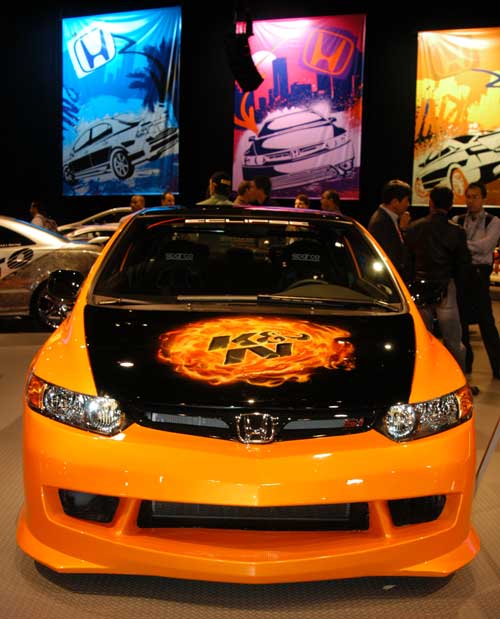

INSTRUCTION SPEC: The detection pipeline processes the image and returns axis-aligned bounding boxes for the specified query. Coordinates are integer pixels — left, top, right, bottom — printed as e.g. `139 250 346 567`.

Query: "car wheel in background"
415 177 428 199
110 148 134 180
449 167 468 197
63 166 76 186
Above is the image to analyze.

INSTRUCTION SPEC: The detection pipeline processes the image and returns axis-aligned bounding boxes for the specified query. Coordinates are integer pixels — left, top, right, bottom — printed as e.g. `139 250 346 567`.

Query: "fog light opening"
58 489 119 523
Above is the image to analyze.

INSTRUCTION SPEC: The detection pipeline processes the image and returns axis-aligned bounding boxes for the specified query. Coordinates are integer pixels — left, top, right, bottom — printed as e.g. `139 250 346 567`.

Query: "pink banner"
232 15 366 201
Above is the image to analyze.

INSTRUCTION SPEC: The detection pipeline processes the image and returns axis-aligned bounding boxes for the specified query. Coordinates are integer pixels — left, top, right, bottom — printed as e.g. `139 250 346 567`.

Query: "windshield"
91 214 404 310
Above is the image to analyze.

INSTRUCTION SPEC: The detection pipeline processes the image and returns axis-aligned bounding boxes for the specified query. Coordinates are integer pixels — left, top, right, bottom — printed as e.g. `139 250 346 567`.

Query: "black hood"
84 306 415 412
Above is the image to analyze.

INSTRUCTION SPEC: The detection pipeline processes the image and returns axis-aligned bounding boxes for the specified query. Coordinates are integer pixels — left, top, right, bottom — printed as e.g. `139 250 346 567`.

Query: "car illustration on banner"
0 216 100 329
63 111 179 186
17 205 479 583
242 110 355 190
415 131 500 198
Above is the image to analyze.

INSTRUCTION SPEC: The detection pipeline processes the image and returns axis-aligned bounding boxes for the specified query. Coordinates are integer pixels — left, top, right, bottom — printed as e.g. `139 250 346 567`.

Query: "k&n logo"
208 330 310 365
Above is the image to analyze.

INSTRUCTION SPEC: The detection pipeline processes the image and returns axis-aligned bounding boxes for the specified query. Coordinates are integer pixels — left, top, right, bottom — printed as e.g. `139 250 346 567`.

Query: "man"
233 180 256 206
253 175 279 206
29 201 47 228
404 185 471 373
320 189 342 213
197 171 234 206
367 179 412 281
294 194 310 209
120 194 145 223
452 181 500 378
161 191 176 206
29 200 58 231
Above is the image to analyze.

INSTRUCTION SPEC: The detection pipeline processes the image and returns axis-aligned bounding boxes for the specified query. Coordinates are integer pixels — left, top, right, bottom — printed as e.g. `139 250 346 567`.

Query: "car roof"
60 207 132 228
0 215 70 242
132 205 353 224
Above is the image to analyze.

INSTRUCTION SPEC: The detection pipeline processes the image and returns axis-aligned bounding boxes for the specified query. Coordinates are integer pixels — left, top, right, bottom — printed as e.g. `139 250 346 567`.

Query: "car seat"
155 239 209 294
278 239 331 291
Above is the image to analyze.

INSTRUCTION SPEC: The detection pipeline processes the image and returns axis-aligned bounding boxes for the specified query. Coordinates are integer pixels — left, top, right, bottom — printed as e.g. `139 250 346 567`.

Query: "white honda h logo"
236 412 277 444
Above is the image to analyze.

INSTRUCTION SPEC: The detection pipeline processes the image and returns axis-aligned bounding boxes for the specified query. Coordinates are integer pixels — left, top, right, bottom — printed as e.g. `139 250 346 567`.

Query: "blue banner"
62 7 181 196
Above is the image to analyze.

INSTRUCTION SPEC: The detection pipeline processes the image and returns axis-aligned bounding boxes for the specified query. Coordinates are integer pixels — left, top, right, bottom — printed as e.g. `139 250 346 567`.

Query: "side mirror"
47 269 84 300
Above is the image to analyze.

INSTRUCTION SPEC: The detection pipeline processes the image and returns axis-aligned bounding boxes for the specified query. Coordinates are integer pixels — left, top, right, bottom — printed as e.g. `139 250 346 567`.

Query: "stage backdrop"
232 15 366 201
413 27 500 207
62 7 181 197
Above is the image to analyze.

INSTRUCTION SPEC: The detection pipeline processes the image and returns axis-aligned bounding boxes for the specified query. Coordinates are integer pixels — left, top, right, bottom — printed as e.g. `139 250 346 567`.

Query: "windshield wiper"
96 296 150 306
257 294 400 312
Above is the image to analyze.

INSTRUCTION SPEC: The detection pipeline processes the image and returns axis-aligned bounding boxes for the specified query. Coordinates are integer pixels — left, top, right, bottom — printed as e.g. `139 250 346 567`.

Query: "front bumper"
17 408 479 583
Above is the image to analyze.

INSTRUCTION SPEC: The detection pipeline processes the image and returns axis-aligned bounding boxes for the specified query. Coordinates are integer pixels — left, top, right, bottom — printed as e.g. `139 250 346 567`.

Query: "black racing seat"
156 240 209 294
278 239 331 290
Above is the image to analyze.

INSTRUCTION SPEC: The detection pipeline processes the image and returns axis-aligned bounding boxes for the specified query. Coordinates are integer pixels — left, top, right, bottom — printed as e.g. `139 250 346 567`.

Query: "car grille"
265 142 325 162
271 163 353 189
137 500 370 530
128 403 379 441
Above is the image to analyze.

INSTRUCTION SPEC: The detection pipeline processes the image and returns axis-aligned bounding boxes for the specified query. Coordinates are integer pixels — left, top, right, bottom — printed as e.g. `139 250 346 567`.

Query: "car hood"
84 306 415 410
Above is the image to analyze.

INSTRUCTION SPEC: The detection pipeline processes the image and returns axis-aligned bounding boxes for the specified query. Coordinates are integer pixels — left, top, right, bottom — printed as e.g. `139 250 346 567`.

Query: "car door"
0 223 39 315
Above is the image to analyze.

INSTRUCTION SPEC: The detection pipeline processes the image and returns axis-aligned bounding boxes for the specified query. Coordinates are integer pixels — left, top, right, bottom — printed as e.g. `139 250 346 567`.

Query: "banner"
413 27 500 206
232 15 366 200
62 7 181 196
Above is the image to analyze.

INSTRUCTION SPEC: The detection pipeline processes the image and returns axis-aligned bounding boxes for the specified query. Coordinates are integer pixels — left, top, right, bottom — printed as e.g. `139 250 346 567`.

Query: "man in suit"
367 179 412 281
452 181 500 378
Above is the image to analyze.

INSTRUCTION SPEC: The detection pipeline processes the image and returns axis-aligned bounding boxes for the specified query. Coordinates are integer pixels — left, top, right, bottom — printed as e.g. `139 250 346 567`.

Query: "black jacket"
404 212 471 285
367 207 409 280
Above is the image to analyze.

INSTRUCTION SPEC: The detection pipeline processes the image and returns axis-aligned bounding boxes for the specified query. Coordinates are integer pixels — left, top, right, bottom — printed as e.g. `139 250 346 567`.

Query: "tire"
63 165 76 185
110 148 134 180
449 167 468 197
30 280 72 330
415 177 428 199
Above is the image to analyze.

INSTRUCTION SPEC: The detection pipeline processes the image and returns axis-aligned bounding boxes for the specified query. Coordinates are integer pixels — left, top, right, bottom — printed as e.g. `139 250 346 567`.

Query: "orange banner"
413 28 500 206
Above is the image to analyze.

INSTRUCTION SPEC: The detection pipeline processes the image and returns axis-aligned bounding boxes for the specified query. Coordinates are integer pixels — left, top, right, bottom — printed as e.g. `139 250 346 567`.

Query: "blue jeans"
419 279 466 373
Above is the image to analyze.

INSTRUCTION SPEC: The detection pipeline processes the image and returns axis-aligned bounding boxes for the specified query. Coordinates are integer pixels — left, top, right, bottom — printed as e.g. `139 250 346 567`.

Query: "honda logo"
236 412 277 444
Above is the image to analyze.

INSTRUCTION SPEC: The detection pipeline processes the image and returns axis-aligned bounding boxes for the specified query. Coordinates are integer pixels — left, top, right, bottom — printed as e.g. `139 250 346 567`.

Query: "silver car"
0 216 100 329
64 223 119 248
58 207 131 233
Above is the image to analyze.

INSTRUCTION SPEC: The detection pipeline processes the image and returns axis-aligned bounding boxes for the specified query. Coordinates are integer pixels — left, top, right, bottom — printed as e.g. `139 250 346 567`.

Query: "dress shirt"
452 211 500 265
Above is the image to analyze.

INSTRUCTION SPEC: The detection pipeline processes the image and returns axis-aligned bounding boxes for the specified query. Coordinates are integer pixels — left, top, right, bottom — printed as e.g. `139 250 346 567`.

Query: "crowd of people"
191 171 500 388
366 178 500 389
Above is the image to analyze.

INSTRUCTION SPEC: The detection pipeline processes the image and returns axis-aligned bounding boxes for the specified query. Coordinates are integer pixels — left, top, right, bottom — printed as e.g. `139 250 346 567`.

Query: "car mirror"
47 270 85 300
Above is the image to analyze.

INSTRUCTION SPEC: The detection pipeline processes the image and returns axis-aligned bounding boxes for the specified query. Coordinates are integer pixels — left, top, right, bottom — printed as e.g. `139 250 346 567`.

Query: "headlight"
244 155 266 166
26 374 127 436
375 385 473 441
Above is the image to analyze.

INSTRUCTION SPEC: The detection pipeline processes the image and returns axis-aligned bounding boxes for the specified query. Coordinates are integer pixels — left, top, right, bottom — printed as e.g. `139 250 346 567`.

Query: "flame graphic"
157 316 355 387
234 92 258 134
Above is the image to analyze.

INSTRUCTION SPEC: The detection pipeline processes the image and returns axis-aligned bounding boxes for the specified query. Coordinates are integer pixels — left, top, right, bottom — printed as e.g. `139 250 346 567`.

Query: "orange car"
17 206 479 583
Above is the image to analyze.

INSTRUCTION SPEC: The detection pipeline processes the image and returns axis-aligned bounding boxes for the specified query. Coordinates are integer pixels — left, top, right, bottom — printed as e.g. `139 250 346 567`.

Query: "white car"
243 109 354 190
0 216 100 329
415 131 500 198
58 207 131 233
64 223 119 247
63 113 179 186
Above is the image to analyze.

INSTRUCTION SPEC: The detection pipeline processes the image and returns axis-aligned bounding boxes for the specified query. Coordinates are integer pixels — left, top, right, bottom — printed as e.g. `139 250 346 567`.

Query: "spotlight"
224 12 263 92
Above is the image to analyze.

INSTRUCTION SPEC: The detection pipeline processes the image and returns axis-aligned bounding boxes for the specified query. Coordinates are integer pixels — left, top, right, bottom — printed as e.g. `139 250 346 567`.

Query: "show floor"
0 296 499 618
